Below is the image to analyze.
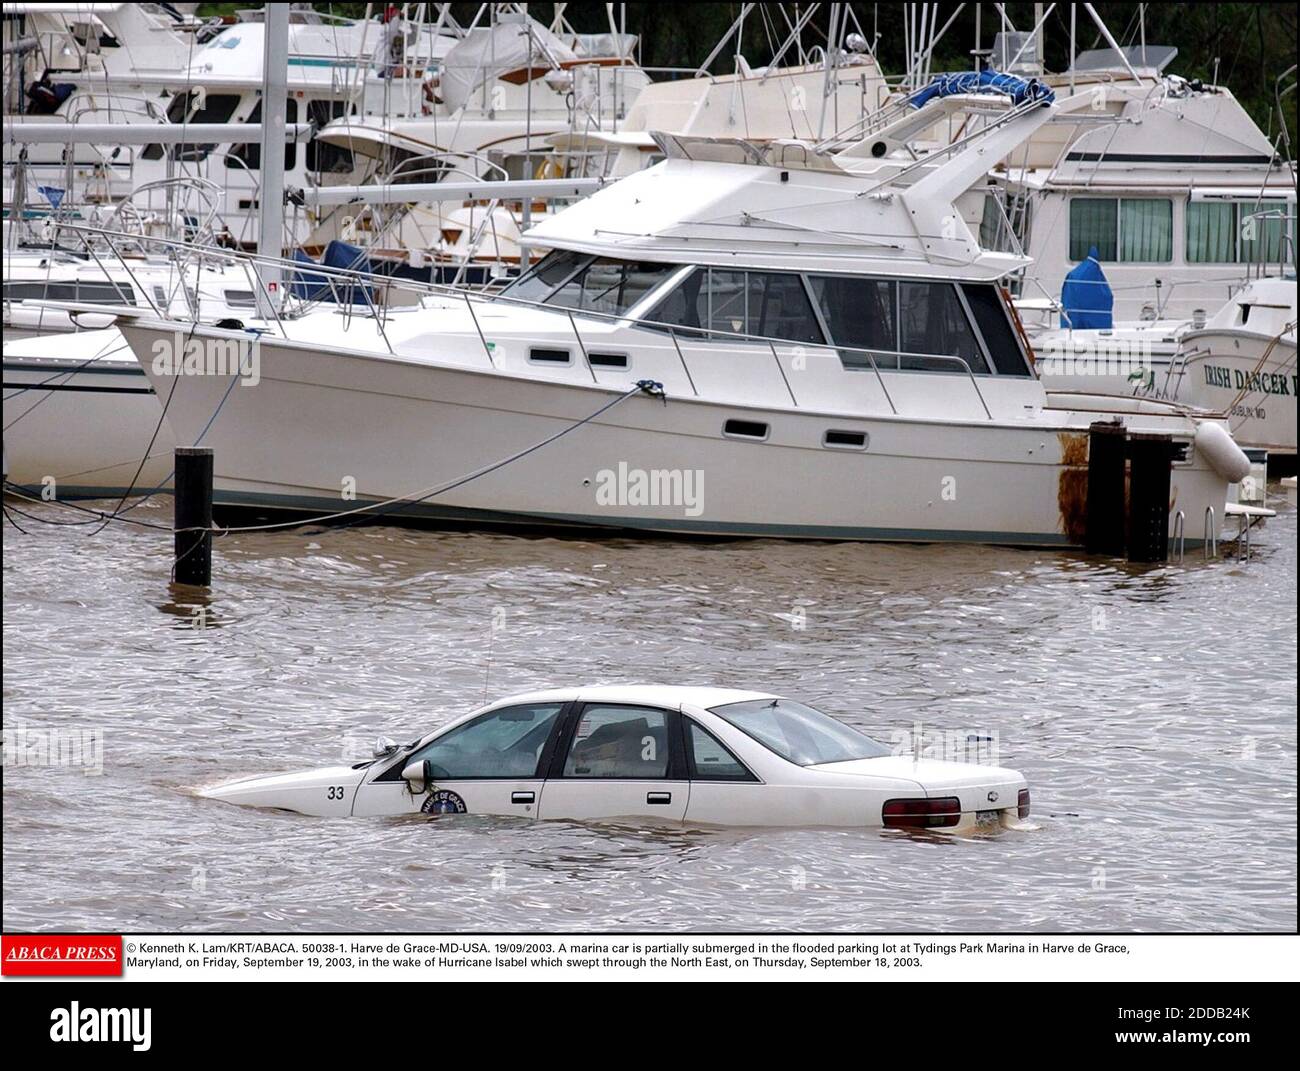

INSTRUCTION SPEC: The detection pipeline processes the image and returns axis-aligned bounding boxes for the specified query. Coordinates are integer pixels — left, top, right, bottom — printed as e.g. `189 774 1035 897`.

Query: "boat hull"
3 349 173 497
118 323 1231 548
1171 331 1297 457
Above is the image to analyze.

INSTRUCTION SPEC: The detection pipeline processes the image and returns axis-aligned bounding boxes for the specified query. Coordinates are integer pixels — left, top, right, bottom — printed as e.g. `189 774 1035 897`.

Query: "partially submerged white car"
202 686 1031 830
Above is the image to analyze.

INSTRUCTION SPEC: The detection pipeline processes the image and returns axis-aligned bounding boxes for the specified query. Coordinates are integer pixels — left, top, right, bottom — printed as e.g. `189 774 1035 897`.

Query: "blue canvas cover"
1060 247 1114 329
322 241 375 304
909 70 1055 108
290 242 375 303
321 240 372 275
289 248 331 300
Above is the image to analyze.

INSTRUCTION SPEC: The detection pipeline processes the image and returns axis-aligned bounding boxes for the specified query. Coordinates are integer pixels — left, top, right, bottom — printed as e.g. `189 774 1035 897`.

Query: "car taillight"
1018 788 1030 818
882 796 961 829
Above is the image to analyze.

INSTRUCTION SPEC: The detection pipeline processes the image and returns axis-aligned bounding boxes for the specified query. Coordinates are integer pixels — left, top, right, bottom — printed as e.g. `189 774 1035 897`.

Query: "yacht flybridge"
115 87 1250 547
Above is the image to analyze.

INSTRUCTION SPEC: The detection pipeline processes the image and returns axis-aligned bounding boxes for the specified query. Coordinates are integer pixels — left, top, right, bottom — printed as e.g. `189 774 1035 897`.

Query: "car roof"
489 684 779 710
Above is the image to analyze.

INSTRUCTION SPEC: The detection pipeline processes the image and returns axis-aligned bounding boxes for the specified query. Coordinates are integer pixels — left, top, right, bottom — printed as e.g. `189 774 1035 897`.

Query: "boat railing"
51 219 1000 422
61 94 170 128
1157 342 1206 401
102 175 228 252
1044 269 1290 330
814 94 916 152
1237 510 1253 561
1244 208 1297 281
981 191 1028 261
854 95 1048 200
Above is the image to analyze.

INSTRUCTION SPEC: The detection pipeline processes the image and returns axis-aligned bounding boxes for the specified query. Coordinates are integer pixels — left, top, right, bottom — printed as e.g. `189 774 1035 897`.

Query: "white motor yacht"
109 88 1249 548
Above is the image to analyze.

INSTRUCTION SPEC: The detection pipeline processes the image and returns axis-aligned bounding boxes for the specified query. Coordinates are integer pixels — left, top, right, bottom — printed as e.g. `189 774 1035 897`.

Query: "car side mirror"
402 759 427 784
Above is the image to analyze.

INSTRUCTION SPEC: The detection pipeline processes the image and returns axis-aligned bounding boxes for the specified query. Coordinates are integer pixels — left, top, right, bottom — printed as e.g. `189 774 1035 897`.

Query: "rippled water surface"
3 489 1296 933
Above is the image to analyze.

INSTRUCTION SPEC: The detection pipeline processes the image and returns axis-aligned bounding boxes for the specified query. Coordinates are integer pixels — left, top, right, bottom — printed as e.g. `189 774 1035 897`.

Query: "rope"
199 378 667 535
2 484 173 530
4 380 668 540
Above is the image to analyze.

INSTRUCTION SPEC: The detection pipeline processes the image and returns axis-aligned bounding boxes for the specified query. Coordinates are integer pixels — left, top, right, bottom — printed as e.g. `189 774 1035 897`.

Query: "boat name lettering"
1203 364 1295 396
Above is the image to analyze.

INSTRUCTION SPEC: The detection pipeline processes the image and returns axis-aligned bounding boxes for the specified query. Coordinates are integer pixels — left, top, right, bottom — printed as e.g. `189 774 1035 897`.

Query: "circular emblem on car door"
987 791 999 803
421 789 467 815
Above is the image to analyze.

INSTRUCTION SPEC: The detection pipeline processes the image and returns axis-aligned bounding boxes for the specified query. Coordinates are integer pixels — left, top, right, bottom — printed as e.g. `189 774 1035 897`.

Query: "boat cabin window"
305 100 354 174
1069 197 1173 263
898 281 987 373
230 100 299 171
142 93 197 159
748 272 825 343
1186 201 1234 263
3 280 136 305
1240 201 1293 265
807 276 894 362
808 275 1010 375
645 270 1027 376
1187 199 1294 265
550 259 678 316
504 250 587 303
222 289 258 309
980 189 1032 254
648 268 825 344
166 93 243 162
960 283 1032 376
503 251 677 316
506 257 1030 376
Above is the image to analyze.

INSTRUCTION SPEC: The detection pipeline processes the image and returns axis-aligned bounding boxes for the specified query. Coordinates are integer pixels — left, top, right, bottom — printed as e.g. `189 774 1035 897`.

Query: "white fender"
1194 421 1251 483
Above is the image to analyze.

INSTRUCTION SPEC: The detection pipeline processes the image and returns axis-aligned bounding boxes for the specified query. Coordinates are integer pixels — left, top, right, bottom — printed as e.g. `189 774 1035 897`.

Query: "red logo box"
2 935 123 976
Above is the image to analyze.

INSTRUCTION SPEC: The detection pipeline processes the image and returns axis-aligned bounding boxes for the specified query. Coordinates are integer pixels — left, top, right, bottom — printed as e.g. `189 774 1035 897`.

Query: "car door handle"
647 792 672 805
511 791 535 804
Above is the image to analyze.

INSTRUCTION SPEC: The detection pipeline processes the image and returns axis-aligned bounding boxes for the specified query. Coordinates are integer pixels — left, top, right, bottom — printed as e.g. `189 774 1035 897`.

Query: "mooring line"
200 379 668 536
2 484 174 530
3 380 669 540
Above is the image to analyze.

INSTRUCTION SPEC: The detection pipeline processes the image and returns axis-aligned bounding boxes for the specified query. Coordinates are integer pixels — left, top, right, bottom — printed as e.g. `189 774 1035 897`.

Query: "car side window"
562 705 669 779
686 721 754 781
407 703 564 779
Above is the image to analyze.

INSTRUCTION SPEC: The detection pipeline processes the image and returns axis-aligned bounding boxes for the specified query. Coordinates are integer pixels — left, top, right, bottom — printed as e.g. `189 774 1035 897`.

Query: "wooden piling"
1084 421 1127 556
174 447 213 586
1127 433 1179 563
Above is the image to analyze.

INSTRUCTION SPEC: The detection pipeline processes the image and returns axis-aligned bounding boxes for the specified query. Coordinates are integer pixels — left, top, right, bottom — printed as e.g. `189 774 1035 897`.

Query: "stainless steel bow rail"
34 220 1000 423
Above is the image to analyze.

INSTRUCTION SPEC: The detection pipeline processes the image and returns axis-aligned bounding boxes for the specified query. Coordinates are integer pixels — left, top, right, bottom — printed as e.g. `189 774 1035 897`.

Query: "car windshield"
708 698 890 766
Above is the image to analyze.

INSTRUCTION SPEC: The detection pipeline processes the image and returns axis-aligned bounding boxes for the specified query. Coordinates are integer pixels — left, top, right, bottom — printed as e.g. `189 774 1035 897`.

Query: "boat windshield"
708 698 891 766
504 255 1032 376
501 251 678 316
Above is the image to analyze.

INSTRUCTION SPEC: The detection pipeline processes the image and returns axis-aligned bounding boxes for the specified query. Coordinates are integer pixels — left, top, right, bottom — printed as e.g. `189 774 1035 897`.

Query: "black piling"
1084 421 1127 556
174 447 213 587
1126 433 1179 563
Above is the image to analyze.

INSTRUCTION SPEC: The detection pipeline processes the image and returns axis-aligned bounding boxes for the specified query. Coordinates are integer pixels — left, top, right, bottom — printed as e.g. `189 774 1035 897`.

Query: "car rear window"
708 698 890 766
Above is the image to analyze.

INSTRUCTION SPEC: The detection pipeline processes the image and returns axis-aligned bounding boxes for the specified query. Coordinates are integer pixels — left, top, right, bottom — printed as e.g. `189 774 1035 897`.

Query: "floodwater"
3 489 1296 933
